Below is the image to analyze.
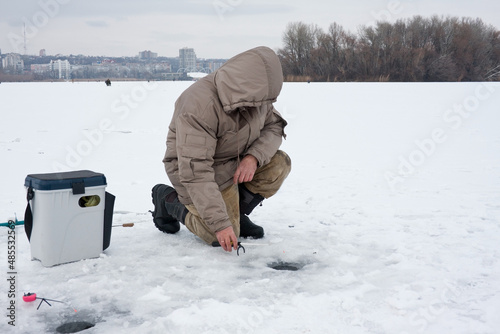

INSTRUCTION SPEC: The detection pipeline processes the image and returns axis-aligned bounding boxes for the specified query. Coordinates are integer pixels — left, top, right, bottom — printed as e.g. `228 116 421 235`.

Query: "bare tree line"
278 16 500 82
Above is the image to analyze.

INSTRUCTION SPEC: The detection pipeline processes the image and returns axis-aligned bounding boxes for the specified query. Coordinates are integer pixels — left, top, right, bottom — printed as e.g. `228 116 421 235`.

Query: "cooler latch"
72 182 85 195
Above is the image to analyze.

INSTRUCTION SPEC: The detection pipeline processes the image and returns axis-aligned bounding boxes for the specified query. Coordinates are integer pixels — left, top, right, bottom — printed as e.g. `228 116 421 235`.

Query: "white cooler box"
24 170 115 267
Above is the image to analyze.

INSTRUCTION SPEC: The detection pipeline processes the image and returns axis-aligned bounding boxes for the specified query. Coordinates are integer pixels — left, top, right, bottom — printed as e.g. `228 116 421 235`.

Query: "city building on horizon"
138 50 158 60
50 59 71 79
179 47 196 71
1 53 24 72
30 59 71 79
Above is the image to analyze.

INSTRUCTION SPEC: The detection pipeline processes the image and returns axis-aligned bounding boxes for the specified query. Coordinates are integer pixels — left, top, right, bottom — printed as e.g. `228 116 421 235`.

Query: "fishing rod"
23 292 77 312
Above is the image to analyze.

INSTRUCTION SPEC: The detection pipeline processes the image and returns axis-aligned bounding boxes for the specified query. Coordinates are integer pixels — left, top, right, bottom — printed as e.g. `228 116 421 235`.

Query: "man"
152 46 291 252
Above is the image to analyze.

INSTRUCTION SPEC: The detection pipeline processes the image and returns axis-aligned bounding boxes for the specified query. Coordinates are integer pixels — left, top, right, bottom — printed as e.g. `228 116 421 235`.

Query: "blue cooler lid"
25 170 107 192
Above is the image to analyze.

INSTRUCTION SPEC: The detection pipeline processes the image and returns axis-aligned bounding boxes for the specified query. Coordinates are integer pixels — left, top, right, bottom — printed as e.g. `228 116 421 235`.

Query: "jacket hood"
214 46 283 113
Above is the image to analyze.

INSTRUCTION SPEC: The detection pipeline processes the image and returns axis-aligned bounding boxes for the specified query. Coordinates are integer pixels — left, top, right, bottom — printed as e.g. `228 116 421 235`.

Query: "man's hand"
233 155 258 184
215 226 239 252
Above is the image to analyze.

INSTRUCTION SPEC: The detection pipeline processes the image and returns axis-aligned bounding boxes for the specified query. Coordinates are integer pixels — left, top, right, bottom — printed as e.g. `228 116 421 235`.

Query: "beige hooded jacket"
163 46 287 233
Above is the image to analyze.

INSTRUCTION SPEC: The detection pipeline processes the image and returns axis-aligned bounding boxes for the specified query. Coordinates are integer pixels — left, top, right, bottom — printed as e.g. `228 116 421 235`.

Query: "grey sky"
1 0 499 59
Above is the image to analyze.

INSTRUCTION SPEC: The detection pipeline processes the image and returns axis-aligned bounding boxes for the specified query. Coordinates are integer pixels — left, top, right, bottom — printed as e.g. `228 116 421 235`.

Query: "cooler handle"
24 187 34 242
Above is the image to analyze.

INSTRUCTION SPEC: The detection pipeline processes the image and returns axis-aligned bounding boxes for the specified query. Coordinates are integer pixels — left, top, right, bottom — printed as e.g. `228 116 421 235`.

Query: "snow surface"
1 81 500 334
187 72 209 79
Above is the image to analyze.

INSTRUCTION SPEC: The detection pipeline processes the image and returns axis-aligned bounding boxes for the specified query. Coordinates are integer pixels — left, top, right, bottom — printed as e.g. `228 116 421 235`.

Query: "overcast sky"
1 0 499 59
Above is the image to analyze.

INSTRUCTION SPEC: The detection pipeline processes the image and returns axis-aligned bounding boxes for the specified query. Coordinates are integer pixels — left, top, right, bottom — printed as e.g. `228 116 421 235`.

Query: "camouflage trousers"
184 150 291 244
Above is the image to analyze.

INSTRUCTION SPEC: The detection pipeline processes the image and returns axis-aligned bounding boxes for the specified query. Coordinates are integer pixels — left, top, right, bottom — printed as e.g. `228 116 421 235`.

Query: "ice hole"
268 261 303 271
56 321 95 333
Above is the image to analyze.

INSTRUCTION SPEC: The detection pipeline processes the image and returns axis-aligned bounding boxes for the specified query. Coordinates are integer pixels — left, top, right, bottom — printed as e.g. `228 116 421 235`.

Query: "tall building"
39 49 46 57
138 50 158 60
50 59 71 79
179 47 196 71
1 53 24 72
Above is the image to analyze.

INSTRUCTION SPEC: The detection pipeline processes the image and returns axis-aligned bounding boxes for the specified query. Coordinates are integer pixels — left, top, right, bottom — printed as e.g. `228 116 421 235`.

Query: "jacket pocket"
180 145 208 159
179 145 210 181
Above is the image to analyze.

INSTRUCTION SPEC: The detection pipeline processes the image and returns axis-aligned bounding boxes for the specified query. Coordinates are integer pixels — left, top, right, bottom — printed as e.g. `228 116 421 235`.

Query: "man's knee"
265 150 291 181
274 150 292 174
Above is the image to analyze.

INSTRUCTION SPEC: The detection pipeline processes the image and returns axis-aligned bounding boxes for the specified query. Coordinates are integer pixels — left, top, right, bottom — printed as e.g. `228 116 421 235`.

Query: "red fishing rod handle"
23 293 37 302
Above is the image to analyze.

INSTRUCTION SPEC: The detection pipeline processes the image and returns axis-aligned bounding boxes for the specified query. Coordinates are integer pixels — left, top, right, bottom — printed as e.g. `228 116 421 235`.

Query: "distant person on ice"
151 46 291 252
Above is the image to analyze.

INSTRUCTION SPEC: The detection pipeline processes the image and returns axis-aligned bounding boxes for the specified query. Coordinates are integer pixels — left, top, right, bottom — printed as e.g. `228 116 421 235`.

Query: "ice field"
1 80 499 333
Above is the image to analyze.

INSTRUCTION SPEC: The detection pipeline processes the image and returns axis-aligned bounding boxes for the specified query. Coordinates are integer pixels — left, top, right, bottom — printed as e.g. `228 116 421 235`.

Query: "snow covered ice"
1 80 500 333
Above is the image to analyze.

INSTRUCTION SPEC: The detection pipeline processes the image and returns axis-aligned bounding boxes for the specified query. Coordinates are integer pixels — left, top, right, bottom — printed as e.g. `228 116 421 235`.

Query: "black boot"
151 184 188 234
240 214 264 239
239 184 265 239
239 184 264 215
